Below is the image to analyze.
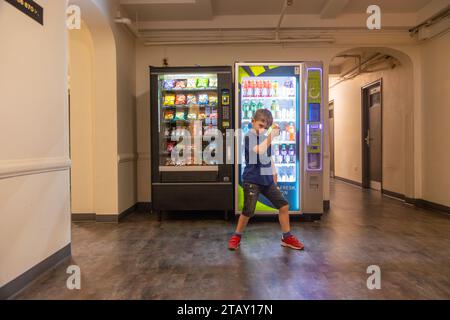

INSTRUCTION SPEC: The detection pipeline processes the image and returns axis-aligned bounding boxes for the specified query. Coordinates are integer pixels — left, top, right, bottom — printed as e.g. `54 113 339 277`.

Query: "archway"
327 47 416 200
68 0 119 219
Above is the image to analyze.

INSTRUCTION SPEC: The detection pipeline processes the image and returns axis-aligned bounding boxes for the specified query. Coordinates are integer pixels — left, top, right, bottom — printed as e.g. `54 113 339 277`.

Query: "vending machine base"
151 182 234 220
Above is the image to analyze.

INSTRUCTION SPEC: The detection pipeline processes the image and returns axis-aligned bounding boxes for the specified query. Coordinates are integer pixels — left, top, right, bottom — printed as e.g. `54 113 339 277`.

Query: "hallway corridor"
15 180 450 300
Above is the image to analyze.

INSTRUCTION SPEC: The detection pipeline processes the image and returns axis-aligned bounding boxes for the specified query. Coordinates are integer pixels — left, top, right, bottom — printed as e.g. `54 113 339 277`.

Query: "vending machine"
150 66 234 219
235 62 324 219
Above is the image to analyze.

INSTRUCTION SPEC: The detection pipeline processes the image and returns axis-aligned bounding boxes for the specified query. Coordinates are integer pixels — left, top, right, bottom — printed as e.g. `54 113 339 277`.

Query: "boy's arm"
253 127 279 155
252 134 273 155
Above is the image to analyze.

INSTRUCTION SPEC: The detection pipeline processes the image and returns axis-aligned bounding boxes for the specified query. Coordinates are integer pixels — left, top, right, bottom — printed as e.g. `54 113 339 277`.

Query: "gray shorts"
242 182 289 217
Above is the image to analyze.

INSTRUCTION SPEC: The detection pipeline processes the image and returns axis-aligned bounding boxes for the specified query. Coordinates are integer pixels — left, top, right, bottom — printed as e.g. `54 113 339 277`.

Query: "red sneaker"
281 235 304 250
228 235 241 250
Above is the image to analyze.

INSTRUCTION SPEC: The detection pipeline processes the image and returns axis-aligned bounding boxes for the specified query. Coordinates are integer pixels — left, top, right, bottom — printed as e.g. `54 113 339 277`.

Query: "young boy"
228 109 304 251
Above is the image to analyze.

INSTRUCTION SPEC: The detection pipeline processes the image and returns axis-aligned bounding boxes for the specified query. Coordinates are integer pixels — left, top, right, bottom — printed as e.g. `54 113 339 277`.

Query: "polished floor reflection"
15 180 450 299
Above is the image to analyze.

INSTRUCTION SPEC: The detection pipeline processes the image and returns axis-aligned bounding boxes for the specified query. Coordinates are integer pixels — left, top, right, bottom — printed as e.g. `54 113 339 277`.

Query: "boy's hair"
253 109 274 128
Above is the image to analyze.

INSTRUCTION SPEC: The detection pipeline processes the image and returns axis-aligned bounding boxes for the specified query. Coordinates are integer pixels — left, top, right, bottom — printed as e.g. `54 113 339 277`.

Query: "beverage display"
237 66 299 213
236 62 324 218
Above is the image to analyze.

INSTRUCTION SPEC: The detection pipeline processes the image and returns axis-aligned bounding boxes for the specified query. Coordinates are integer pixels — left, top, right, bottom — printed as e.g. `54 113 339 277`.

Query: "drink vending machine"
235 62 324 219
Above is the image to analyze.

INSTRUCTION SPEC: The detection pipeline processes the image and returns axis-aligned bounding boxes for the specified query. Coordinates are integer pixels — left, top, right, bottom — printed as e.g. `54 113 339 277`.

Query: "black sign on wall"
5 0 44 25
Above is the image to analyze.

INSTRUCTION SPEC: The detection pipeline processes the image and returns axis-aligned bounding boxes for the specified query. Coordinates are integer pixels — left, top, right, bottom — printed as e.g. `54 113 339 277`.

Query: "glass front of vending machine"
235 62 324 220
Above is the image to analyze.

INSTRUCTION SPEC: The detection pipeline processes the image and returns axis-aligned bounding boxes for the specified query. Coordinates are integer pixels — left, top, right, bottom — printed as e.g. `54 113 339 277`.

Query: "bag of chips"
209 94 218 106
163 94 176 106
209 78 218 88
196 78 209 88
163 79 175 90
186 94 197 105
164 110 174 120
198 111 207 120
187 112 198 120
210 111 218 119
174 79 187 89
175 111 186 120
198 94 209 105
167 142 176 153
187 78 197 89
175 94 187 105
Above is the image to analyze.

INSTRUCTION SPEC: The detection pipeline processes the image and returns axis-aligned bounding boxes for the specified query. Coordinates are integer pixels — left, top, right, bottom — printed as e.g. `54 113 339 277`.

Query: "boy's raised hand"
269 124 280 139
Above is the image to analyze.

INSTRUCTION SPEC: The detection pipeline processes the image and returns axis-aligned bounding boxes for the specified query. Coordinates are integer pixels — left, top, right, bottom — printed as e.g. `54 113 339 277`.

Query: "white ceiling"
121 0 434 21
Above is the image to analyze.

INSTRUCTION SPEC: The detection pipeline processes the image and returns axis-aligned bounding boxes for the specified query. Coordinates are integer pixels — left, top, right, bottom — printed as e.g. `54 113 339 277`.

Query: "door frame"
328 100 335 178
361 78 383 189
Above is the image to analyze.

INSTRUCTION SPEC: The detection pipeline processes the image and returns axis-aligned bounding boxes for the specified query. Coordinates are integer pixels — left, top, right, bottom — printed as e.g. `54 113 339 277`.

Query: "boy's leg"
228 183 259 250
237 182 260 232
261 184 289 231
262 184 304 250
235 214 250 234
278 204 290 233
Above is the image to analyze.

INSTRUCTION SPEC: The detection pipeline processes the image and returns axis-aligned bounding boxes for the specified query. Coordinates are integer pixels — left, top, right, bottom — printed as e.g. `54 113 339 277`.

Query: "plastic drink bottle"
242 100 249 118
281 144 287 163
289 144 295 163
257 101 264 110
273 81 279 97
263 80 270 97
271 100 277 115
288 122 295 141
248 80 255 97
258 80 265 97
274 144 280 163
249 100 257 118
242 80 248 97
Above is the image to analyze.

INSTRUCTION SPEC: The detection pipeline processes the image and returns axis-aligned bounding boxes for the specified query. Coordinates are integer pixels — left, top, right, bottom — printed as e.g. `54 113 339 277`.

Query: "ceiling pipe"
144 37 335 46
275 0 294 41
330 53 383 88
115 12 140 38
409 6 450 38
335 54 362 73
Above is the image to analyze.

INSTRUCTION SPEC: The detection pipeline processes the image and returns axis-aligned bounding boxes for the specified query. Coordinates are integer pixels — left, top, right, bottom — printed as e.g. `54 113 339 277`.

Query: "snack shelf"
162 119 212 123
162 88 218 92
275 163 296 167
242 96 296 100
273 140 296 144
241 118 296 122
162 104 218 108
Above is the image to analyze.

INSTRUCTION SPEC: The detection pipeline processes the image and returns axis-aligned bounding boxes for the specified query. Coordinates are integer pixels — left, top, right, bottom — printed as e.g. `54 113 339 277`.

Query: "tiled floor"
15 180 450 299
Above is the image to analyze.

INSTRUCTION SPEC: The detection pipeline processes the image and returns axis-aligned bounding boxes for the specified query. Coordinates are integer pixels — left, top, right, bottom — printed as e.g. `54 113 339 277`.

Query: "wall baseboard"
119 204 137 221
137 202 151 213
71 213 96 222
415 199 450 215
72 204 139 223
382 189 405 201
336 179 449 215
0 244 71 300
382 190 450 215
334 176 363 187
323 200 330 211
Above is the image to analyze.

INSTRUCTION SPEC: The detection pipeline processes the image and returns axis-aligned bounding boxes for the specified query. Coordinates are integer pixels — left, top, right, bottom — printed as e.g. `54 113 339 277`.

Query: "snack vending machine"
150 66 234 219
235 62 324 219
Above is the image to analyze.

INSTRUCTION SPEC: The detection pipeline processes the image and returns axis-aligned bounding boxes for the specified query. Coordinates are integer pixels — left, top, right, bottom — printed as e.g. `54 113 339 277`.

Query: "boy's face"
252 119 268 135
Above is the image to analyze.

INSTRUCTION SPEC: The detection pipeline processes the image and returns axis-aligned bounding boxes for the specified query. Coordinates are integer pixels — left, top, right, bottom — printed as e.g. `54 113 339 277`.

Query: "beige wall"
329 62 413 195
69 0 136 216
0 0 70 287
421 31 450 207
115 14 137 213
93 0 137 214
69 22 95 214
